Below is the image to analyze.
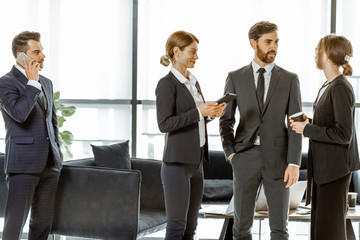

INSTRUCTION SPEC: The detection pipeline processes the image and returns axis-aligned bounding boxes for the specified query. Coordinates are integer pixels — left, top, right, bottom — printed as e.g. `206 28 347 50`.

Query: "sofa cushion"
91 141 131 170
138 210 167 238
203 179 233 200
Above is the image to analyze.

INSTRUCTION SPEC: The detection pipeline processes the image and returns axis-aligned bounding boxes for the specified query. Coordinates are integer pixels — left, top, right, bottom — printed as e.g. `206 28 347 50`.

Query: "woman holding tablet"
156 30 225 240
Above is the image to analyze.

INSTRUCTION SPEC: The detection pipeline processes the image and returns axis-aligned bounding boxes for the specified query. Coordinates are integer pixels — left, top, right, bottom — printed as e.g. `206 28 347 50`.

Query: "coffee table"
201 204 360 240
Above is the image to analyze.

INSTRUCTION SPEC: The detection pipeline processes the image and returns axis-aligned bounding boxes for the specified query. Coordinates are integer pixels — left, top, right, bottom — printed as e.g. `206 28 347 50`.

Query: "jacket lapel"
262 65 280 113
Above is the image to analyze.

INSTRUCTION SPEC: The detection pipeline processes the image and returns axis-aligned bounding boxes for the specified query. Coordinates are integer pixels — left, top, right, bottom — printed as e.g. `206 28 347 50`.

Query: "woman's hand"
199 102 226 118
289 117 310 134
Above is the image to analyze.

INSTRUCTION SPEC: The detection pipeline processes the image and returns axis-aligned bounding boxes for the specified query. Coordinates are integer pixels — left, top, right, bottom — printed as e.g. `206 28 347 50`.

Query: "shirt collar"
251 60 275 74
14 64 28 79
171 66 197 85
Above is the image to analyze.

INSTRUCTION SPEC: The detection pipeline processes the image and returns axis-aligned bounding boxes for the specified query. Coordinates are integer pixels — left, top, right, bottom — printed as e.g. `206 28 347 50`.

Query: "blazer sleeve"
156 78 200 133
219 74 237 158
286 74 302 165
0 79 40 123
303 82 354 144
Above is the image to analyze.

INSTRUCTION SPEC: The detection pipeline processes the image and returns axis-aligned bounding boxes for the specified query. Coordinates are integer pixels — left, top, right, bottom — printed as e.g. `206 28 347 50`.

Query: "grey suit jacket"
304 75 360 184
0 66 63 174
220 63 302 178
156 71 209 164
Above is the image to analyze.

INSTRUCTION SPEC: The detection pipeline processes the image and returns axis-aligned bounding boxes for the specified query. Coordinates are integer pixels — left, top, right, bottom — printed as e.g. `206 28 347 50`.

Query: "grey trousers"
231 146 290 240
161 161 204 240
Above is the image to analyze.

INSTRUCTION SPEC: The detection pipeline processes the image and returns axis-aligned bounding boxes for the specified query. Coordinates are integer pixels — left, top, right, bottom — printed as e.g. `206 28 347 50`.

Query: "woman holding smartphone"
156 30 225 240
290 35 360 240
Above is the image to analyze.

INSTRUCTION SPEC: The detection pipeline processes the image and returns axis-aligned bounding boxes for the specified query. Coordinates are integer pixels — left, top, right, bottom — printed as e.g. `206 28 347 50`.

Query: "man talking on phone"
0 31 63 240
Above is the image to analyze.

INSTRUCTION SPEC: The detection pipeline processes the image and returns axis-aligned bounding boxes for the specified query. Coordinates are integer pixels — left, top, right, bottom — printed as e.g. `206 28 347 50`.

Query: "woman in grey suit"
291 35 360 240
155 30 225 240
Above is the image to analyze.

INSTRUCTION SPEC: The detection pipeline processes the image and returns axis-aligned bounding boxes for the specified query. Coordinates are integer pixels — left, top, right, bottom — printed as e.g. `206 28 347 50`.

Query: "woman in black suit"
291 35 360 240
155 31 225 240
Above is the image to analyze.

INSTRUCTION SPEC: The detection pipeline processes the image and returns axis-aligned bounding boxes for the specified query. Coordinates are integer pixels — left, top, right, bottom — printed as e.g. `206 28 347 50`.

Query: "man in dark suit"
0 31 63 240
219 21 302 240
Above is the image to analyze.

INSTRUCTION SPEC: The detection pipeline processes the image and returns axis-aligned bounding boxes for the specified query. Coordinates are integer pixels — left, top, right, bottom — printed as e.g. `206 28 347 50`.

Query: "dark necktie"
256 68 266 110
38 89 46 110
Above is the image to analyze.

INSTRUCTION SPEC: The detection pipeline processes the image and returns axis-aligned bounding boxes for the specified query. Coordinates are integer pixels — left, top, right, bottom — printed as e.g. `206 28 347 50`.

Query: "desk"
202 205 360 240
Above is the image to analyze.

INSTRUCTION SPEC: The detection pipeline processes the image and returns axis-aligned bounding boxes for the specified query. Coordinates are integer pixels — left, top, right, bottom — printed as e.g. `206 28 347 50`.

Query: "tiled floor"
1 215 359 240
140 218 312 240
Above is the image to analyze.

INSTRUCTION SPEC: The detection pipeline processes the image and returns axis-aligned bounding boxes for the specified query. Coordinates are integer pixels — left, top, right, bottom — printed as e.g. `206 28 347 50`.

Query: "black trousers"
311 173 351 240
2 155 60 240
161 150 204 240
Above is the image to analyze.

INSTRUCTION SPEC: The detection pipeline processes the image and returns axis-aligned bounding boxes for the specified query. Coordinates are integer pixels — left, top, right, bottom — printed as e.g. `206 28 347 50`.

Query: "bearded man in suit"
219 21 302 240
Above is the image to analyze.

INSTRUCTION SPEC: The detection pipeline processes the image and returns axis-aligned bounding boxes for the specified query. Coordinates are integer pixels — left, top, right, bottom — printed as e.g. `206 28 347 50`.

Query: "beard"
256 46 277 64
37 60 44 70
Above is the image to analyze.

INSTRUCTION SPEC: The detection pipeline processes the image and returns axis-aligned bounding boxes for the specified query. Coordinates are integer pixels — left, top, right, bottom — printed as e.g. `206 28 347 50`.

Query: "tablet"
216 93 236 103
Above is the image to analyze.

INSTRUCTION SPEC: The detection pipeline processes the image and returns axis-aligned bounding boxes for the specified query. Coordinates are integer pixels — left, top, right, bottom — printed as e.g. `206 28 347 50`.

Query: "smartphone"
216 93 237 103
16 52 31 68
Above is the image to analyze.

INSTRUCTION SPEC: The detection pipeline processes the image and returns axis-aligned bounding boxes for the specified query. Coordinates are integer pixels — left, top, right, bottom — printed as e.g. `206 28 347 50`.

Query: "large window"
336 0 360 134
0 0 359 160
136 0 330 159
0 0 133 157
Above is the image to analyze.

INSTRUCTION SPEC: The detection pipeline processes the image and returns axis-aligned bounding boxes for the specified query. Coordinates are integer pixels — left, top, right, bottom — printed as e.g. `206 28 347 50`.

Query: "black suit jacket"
220 63 302 178
156 71 209 164
0 66 63 174
304 75 360 184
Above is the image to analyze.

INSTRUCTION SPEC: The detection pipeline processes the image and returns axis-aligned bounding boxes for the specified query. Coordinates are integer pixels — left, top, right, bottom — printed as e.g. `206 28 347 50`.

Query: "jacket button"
47 137 49 140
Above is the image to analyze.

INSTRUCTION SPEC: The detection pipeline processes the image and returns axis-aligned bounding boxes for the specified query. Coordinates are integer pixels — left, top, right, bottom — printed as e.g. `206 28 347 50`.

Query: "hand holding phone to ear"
23 59 40 81
16 52 40 81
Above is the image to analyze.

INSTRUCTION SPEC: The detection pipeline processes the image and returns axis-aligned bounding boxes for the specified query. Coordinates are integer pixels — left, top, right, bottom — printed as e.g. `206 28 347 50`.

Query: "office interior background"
0 0 359 161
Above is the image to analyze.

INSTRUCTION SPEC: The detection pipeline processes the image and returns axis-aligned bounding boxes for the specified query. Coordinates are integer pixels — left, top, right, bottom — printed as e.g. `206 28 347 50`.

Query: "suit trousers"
231 146 290 240
161 151 204 240
2 155 61 240
311 173 351 240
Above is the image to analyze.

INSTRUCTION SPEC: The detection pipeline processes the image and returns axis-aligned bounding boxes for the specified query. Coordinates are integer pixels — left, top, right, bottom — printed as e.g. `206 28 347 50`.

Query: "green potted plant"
54 91 76 159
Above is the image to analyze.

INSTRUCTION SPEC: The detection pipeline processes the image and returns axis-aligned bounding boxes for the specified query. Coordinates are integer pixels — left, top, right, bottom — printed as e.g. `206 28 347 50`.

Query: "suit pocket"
13 136 34 145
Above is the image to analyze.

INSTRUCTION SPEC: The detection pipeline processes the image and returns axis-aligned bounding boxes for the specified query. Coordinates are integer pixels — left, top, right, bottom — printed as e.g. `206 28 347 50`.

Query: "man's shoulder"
0 70 17 85
39 74 52 83
229 64 251 74
274 65 298 78
228 64 252 77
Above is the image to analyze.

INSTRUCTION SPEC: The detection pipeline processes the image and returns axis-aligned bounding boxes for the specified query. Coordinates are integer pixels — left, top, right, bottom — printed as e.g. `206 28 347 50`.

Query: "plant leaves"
60 131 74 145
54 91 60 101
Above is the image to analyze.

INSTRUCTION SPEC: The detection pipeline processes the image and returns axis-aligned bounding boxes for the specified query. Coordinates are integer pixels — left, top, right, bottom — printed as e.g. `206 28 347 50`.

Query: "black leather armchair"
51 157 166 240
51 164 142 239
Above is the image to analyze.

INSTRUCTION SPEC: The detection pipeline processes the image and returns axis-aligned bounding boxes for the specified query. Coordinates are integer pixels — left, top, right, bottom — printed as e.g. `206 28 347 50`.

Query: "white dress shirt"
171 67 206 147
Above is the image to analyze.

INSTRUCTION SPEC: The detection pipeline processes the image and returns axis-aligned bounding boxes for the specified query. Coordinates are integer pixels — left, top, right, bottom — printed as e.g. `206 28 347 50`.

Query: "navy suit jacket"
0 66 63 174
